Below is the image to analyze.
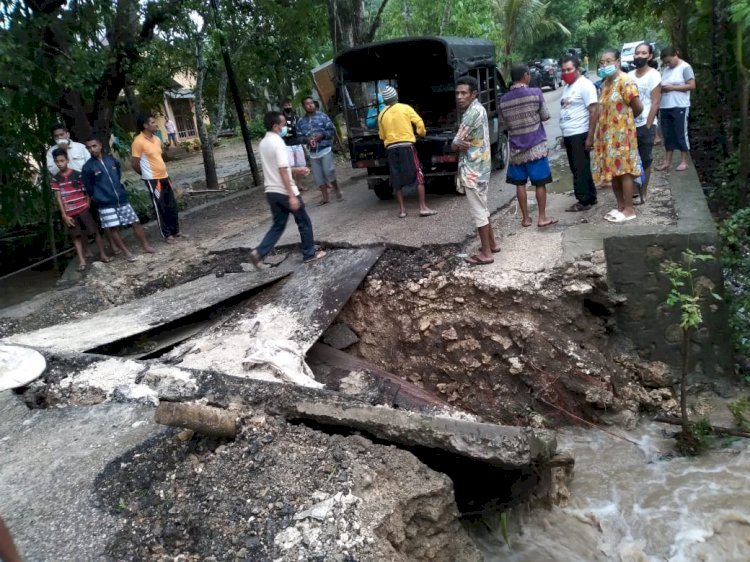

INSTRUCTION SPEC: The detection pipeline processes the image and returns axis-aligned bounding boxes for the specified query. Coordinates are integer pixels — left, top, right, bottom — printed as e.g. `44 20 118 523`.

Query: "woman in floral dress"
591 48 644 223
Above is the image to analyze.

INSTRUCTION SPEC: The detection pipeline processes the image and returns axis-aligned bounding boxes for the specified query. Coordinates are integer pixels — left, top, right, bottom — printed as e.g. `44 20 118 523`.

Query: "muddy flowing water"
472 422 750 561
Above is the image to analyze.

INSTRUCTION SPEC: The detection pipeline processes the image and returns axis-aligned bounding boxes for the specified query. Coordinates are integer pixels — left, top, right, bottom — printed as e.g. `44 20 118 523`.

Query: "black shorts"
68 209 98 237
636 125 656 170
387 144 424 191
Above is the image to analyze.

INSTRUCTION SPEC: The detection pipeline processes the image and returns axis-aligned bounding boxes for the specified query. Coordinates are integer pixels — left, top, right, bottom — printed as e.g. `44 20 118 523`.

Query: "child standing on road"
50 148 110 272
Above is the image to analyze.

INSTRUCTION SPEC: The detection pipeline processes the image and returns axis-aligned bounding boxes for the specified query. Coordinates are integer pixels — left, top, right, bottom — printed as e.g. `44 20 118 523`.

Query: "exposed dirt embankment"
339 252 678 430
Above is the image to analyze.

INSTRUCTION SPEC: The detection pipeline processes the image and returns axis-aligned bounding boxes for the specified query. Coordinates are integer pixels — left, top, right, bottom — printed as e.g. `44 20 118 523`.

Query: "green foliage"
727 396 750 429
661 250 721 330
247 118 267 140
719 208 750 359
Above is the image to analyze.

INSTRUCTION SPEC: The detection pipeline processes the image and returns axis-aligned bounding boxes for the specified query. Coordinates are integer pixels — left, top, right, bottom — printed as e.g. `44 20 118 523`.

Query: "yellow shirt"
131 133 168 180
378 103 426 147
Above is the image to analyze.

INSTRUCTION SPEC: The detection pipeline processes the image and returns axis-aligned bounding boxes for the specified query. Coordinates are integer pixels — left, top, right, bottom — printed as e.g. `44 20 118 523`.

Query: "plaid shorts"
99 204 139 228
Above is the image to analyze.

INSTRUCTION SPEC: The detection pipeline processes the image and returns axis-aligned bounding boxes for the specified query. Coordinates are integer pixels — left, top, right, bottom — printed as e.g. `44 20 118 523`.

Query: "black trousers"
563 132 597 205
144 177 180 238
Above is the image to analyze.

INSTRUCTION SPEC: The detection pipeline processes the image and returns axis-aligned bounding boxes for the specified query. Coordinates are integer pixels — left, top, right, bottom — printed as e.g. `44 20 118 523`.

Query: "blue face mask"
597 64 617 79
280 126 288 137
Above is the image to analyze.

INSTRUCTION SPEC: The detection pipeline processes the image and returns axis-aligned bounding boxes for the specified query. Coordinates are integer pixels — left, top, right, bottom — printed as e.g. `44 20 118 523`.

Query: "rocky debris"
322 323 359 350
96 413 480 561
339 252 677 428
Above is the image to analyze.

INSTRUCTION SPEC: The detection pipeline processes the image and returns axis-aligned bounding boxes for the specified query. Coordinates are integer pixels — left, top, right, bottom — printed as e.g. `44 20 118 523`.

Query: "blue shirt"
296 111 335 155
81 155 130 208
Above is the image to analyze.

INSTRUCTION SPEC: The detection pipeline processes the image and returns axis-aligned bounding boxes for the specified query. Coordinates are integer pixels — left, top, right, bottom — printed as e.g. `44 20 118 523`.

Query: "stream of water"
474 423 750 562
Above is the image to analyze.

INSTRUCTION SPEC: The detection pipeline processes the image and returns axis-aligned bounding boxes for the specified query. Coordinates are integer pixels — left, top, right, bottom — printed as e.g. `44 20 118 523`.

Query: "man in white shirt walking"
249 111 326 268
559 56 598 211
46 123 90 176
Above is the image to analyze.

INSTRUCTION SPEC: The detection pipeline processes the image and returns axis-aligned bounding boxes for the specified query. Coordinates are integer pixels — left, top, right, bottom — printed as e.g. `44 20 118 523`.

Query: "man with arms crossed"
452 76 498 265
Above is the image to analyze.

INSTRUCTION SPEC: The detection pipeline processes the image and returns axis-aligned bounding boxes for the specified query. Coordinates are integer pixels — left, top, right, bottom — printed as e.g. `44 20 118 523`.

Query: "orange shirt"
131 133 168 180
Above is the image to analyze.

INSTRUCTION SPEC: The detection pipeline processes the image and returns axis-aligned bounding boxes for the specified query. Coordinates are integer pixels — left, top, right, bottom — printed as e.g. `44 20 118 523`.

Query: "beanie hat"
380 85 398 104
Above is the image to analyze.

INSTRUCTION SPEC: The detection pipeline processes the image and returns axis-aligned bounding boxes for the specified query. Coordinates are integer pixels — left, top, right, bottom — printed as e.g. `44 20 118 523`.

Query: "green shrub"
719 208 750 361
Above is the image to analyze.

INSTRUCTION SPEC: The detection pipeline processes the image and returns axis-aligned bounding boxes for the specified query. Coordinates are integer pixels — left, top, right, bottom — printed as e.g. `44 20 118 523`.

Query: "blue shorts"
506 157 552 187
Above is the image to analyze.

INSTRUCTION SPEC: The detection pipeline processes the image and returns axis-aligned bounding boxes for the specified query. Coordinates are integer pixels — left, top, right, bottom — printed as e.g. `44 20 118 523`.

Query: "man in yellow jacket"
377 86 437 219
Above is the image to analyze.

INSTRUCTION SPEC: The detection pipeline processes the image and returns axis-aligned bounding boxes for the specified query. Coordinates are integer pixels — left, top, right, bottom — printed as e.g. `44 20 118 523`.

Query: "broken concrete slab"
3 267 294 353
168 248 383 386
286 401 557 468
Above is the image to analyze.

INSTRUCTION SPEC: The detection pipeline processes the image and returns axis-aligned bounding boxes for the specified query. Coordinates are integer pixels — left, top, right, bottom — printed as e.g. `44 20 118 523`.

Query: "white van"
620 41 644 72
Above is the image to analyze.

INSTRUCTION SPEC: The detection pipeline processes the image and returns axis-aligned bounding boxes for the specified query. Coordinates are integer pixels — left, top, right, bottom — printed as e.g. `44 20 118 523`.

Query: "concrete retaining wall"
603 164 731 379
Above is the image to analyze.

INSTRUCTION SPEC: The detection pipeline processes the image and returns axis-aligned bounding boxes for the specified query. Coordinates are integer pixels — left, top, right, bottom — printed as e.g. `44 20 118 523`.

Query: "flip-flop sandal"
399 212 407 219
604 209 620 219
77 263 87 272
611 213 637 223
317 201 330 207
521 220 532 228
419 210 438 217
465 255 494 266
100 257 112 263
491 248 501 254
538 219 559 228
566 202 591 212
126 254 138 262
605 211 626 223
675 164 688 171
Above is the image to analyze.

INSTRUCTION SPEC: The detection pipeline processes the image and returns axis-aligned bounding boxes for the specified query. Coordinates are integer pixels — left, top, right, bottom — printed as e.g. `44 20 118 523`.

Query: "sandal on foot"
317 200 330 207
419 210 438 217
610 212 636 223
77 263 87 272
465 254 494 266
566 202 592 212
538 218 559 228
125 254 138 262
399 212 407 219
249 249 265 271
676 163 688 171
100 256 111 263
490 247 501 254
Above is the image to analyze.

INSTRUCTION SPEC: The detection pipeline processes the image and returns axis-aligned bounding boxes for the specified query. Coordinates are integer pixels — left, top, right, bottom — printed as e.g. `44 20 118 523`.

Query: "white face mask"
56 138 70 146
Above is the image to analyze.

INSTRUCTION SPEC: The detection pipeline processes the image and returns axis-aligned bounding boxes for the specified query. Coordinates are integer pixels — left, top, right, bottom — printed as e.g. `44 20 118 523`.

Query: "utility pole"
209 0 260 186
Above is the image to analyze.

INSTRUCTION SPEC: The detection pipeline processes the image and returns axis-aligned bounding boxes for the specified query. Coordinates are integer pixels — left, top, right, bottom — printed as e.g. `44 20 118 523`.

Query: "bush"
719 207 750 362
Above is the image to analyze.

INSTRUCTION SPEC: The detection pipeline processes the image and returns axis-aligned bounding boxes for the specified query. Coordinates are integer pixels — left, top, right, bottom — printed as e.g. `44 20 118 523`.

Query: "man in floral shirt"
452 76 498 265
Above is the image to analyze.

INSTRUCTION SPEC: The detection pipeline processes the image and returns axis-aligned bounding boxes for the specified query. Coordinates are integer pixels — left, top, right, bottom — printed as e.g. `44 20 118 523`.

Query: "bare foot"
538 218 559 228
654 163 670 171
100 255 111 263
142 245 158 253
675 162 688 171
165 236 177 245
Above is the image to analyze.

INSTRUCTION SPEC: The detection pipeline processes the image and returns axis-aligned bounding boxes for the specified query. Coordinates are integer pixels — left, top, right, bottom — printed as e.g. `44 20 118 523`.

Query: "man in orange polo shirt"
131 115 181 244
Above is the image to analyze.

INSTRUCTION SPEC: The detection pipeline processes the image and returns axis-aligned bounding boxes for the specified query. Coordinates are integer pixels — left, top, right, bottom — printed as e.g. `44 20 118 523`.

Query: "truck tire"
368 178 394 200
492 137 508 170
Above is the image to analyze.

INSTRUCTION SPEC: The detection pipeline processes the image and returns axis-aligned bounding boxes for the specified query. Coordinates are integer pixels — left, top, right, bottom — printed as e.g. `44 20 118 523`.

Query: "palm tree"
494 0 570 75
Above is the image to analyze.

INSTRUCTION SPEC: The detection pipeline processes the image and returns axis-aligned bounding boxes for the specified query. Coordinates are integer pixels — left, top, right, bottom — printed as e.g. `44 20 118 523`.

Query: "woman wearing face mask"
629 42 662 203
590 48 644 223
655 47 696 172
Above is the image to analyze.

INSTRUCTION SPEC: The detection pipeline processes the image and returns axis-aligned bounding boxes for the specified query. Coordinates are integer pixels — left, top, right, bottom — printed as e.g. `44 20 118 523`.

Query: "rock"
274 526 303 550
508 356 524 375
638 361 674 388
441 327 458 341
418 317 431 332
322 324 359 350
240 262 254 272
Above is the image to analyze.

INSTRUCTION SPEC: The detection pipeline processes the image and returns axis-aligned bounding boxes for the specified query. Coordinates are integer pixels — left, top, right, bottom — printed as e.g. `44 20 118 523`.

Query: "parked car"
333 37 509 200
529 58 561 90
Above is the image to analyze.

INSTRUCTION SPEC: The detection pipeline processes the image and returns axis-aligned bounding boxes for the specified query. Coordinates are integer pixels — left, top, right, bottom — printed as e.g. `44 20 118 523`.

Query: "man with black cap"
377 85 437 219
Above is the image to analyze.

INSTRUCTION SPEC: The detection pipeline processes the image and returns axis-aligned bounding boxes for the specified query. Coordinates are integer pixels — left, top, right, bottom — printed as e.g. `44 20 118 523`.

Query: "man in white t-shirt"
46 123 90 176
629 42 662 201
248 111 326 268
656 47 696 172
559 56 598 211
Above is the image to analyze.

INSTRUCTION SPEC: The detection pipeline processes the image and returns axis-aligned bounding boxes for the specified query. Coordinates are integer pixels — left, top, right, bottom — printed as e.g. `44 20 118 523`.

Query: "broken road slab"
2 266 294 353
169 248 383 386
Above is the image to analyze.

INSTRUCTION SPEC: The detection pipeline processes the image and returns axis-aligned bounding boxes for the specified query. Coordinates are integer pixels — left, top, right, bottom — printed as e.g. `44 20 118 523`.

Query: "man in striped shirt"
499 63 557 228
50 148 110 271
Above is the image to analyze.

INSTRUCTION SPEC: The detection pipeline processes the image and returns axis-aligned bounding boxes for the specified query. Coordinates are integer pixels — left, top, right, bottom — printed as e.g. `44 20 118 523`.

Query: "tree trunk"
366 0 392 42
680 328 691 431
711 0 730 157
440 0 452 35
402 0 412 35
194 37 219 190
208 72 228 145
327 0 367 54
